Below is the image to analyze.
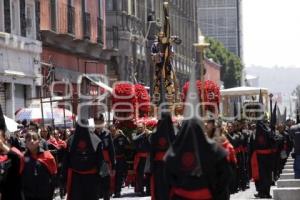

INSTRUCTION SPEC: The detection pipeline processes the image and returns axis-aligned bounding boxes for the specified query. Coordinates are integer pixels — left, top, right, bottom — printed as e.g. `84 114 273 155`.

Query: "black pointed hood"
282 107 287 124
165 118 226 178
70 120 101 153
270 102 277 131
297 107 300 124
151 112 175 151
0 105 6 132
259 89 263 104
164 65 226 178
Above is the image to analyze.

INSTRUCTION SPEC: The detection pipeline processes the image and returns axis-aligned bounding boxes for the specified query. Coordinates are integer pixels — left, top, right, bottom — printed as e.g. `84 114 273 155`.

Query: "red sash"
31 151 57 175
170 187 212 200
0 155 8 162
154 151 165 161
222 141 237 164
251 149 273 181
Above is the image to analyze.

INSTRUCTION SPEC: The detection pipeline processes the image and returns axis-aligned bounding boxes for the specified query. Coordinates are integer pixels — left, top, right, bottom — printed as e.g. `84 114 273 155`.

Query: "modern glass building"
198 0 242 58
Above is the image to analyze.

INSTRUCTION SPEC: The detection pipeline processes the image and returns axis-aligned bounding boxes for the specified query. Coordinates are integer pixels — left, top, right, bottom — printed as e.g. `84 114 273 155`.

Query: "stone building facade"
105 0 199 94
0 0 42 118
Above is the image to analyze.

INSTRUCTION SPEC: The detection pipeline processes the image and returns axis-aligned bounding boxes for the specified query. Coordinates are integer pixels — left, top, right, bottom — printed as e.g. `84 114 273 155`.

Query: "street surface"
54 181 274 200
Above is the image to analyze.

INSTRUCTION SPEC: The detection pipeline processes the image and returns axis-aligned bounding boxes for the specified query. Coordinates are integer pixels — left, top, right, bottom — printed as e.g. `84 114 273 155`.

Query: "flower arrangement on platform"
111 83 136 110
182 80 220 112
112 83 152 135
134 84 151 115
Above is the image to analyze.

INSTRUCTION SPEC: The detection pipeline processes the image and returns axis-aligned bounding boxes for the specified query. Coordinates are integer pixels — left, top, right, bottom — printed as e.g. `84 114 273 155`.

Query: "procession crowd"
1 109 300 200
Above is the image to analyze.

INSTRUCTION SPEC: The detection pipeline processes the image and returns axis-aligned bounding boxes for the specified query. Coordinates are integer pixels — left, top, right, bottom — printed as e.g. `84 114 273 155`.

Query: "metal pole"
200 49 205 116
49 94 55 129
40 87 45 128
194 37 209 117
269 93 273 119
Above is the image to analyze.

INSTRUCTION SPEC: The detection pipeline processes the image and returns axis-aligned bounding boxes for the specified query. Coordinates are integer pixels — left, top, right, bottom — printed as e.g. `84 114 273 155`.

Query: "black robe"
113 133 130 195
165 118 232 200
250 121 274 196
149 112 176 200
64 123 103 200
0 147 24 200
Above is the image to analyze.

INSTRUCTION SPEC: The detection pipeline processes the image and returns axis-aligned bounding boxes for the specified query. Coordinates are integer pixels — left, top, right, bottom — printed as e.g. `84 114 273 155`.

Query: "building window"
131 0 136 16
11 0 20 35
0 0 4 32
122 0 128 12
67 0 75 34
35 0 40 40
25 0 36 39
20 0 26 36
106 0 113 11
98 0 103 19
50 0 56 31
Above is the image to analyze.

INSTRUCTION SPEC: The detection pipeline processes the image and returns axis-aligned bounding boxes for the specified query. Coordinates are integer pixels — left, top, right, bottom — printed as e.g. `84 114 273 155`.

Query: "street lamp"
193 35 210 116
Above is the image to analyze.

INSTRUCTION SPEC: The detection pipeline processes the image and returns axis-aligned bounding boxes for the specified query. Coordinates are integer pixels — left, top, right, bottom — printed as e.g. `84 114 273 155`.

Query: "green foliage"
205 37 244 88
293 85 300 104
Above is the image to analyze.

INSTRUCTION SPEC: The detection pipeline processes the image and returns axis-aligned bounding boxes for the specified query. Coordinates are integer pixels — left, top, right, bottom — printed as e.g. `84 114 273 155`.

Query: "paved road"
112 181 275 200
55 181 275 200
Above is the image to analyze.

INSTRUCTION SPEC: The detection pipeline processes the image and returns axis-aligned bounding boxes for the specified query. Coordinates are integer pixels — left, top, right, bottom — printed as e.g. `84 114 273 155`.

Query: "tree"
293 85 300 105
205 37 243 88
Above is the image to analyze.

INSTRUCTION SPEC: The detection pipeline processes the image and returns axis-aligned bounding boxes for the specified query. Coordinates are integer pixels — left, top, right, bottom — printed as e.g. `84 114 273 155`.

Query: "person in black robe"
225 122 239 193
164 117 232 200
22 130 57 200
132 122 151 196
0 113 24 200
110 124 130 198
236 120 249 191
278 123 292 170
250 121 274 199
272 128 284 181
149 111 176 200
94 116 116 200
63 120 104 200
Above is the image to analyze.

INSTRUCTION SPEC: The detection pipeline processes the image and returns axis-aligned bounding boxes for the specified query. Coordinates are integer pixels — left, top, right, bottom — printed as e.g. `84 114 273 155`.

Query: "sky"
242 0 300 68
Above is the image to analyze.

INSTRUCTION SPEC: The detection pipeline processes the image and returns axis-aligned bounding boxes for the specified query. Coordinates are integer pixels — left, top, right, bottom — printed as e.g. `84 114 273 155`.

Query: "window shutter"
4 0 11 33
20 0 26 36
35 0 40 40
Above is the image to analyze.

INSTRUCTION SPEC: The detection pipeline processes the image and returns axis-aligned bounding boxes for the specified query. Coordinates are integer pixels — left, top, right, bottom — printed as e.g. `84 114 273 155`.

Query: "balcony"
83 12 91 40
39 1 113 60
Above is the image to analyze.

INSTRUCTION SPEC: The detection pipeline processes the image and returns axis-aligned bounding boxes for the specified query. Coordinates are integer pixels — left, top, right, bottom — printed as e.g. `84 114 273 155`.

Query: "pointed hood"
151 112 175 151
165 65 227 177
259 89 263 104
255 120 272 147
270 102 277 131
276 105 282 124
70 120 101 153
282 107 287 124
0 105 6 132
